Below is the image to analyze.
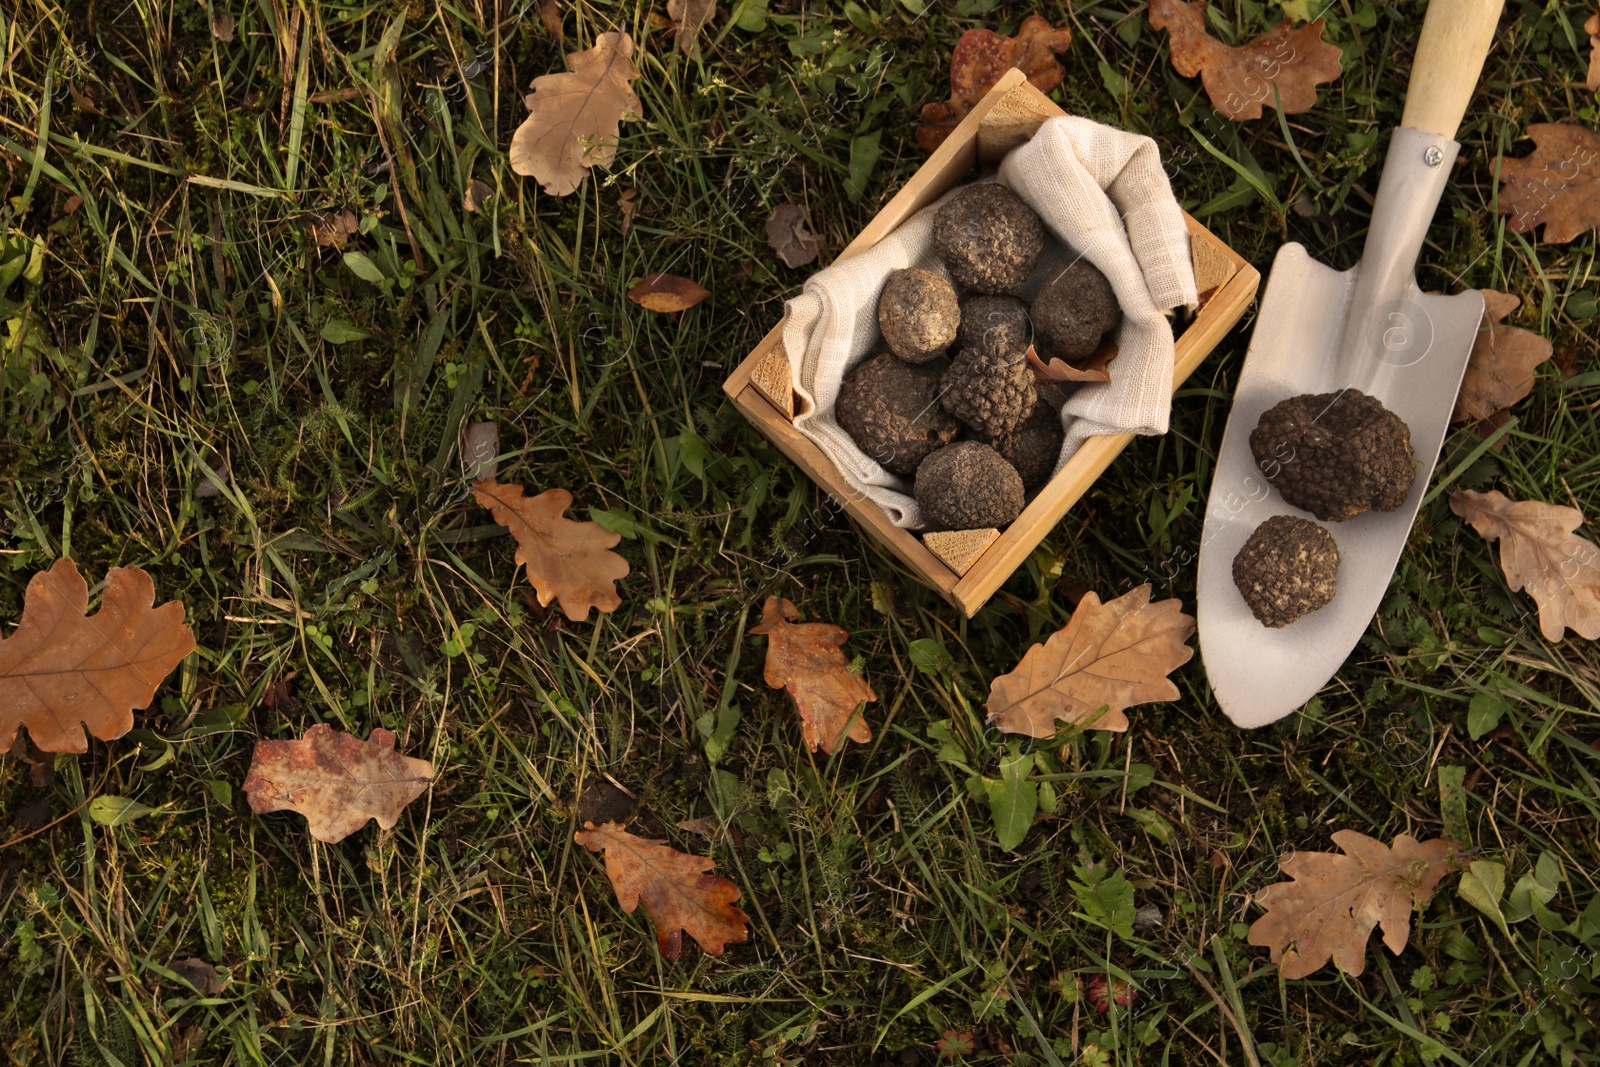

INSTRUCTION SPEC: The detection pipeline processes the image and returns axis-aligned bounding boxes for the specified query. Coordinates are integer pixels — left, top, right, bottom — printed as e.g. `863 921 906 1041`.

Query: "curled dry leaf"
750 596 875 753
1027 342 1114 384
1496 124 1600 244
618 188 638 233
986 584 1194 737
1148 0 1342 122
509 32 641 196
574 821 750 958
1246 830 1463 979
626 273 711 312
471 480 629 621
764 204 820 269
242 724 435 844
1449 488 1600 642
0 558 195 754
1452 290 1552 425
667 0 716 55
916 16 1073 152
463 179 494 213
539 0 563 41
305 209 358 248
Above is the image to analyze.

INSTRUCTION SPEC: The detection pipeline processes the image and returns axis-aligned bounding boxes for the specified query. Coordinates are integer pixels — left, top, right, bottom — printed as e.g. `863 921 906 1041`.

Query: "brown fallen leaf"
764 204 820 269
242 724 434 844
1027 342 1114 384
574 821 750 958
509 32 641 196
0 558 195 755
986 584 1194 737
750 596 876 753
464 179 494 213
667 0 716 55
1496 124 1600 244
539 0 563 41
471 480 630 621
1448 489 1600 642
1588 11 1600 92
305 209 359 248
626 273 711 312
170 957 226 995
1246 830 1464 979
1148 0 1342 122
1452 290 1552 425
210 8 235 41
916 16 1073 153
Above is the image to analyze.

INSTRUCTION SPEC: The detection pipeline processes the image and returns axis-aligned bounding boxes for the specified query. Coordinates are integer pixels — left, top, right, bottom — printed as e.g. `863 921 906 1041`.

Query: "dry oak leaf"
1027 342 1114 385
667 0 716 55
626 273 711 312
1588 11 1600 92
1448 488 1600 642
986 583 1193 737
0 558 195 754
242 724 434 843
1452 290 1552 424
471 480 629 621
765 204 820 269
750 596 876 753
1148 0 1342 122
305 209 358 248
509 31 641 196
1496 124 1600 243
1246 830 1464 979
574 820 750 959
916 16 1073 153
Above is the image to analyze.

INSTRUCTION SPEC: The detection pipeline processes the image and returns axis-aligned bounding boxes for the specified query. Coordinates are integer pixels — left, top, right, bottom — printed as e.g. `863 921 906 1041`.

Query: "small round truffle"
987 390 1066 492
933 185 1045 294
1232 515 1340 628
1031 260 1122 360
957 294 1031 357
940 347 1037 437
1248 389 1416 522
878 268 960 363
915 441 1026 530
836 352 961 476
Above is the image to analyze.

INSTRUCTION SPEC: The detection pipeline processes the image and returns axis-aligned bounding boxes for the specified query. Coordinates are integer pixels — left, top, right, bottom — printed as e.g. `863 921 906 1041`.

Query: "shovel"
1196 0 1506 728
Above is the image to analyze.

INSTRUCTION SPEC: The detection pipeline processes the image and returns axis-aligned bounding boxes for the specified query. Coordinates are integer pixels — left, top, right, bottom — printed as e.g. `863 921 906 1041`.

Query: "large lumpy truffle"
940 347 1037 437
1232 515 1340 628
1249 389 1416 522
957 294 1031 357
836 352 961 476
1031 260 1122 360
878 268 960 363
987 389 1066 492
915 441 1026 530
933 185 1045 294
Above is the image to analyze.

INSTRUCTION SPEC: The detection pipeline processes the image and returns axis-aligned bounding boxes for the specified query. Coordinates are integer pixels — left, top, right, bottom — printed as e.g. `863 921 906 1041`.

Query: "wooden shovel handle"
1400 0 1507 140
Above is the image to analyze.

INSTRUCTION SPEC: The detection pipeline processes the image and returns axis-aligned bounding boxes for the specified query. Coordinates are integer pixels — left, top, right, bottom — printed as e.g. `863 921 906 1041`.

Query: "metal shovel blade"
1196 128 1487 728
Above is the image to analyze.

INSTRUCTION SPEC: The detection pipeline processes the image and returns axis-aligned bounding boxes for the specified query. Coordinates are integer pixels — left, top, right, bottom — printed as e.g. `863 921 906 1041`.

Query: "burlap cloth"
780 115 1199 528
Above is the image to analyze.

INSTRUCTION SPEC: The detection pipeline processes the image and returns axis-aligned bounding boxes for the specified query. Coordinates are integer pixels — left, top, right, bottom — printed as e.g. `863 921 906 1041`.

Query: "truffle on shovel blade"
940 347 1037 438
957 294 1031 357
1232 515 1340 628
1032 260 1122 360
877 268 960 363
835 353 961 477
1248 389 1416 522
915 441 1026 530
933 185 1045 295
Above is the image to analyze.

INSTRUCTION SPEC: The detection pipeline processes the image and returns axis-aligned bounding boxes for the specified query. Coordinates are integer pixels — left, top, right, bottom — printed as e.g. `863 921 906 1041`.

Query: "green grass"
1 0 1599 1063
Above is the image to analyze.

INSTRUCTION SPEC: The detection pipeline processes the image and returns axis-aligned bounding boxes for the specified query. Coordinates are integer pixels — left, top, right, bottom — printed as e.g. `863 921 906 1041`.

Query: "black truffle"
957 294 1031 357
940 347 1037 437
915 441 1026 530
1031 260 1122 360
836 352 961 476
987 390 1066 492
933 185 1045 294
1232 515 1340 628
1249 389 1416 522
878 268 960 363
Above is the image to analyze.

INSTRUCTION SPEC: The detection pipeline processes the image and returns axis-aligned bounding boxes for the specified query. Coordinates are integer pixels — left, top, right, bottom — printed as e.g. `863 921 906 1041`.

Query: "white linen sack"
779 115 1199 529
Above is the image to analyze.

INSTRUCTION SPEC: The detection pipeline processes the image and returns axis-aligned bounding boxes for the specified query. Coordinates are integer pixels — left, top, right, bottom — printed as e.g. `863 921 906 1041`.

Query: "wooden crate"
723 68 1260 617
